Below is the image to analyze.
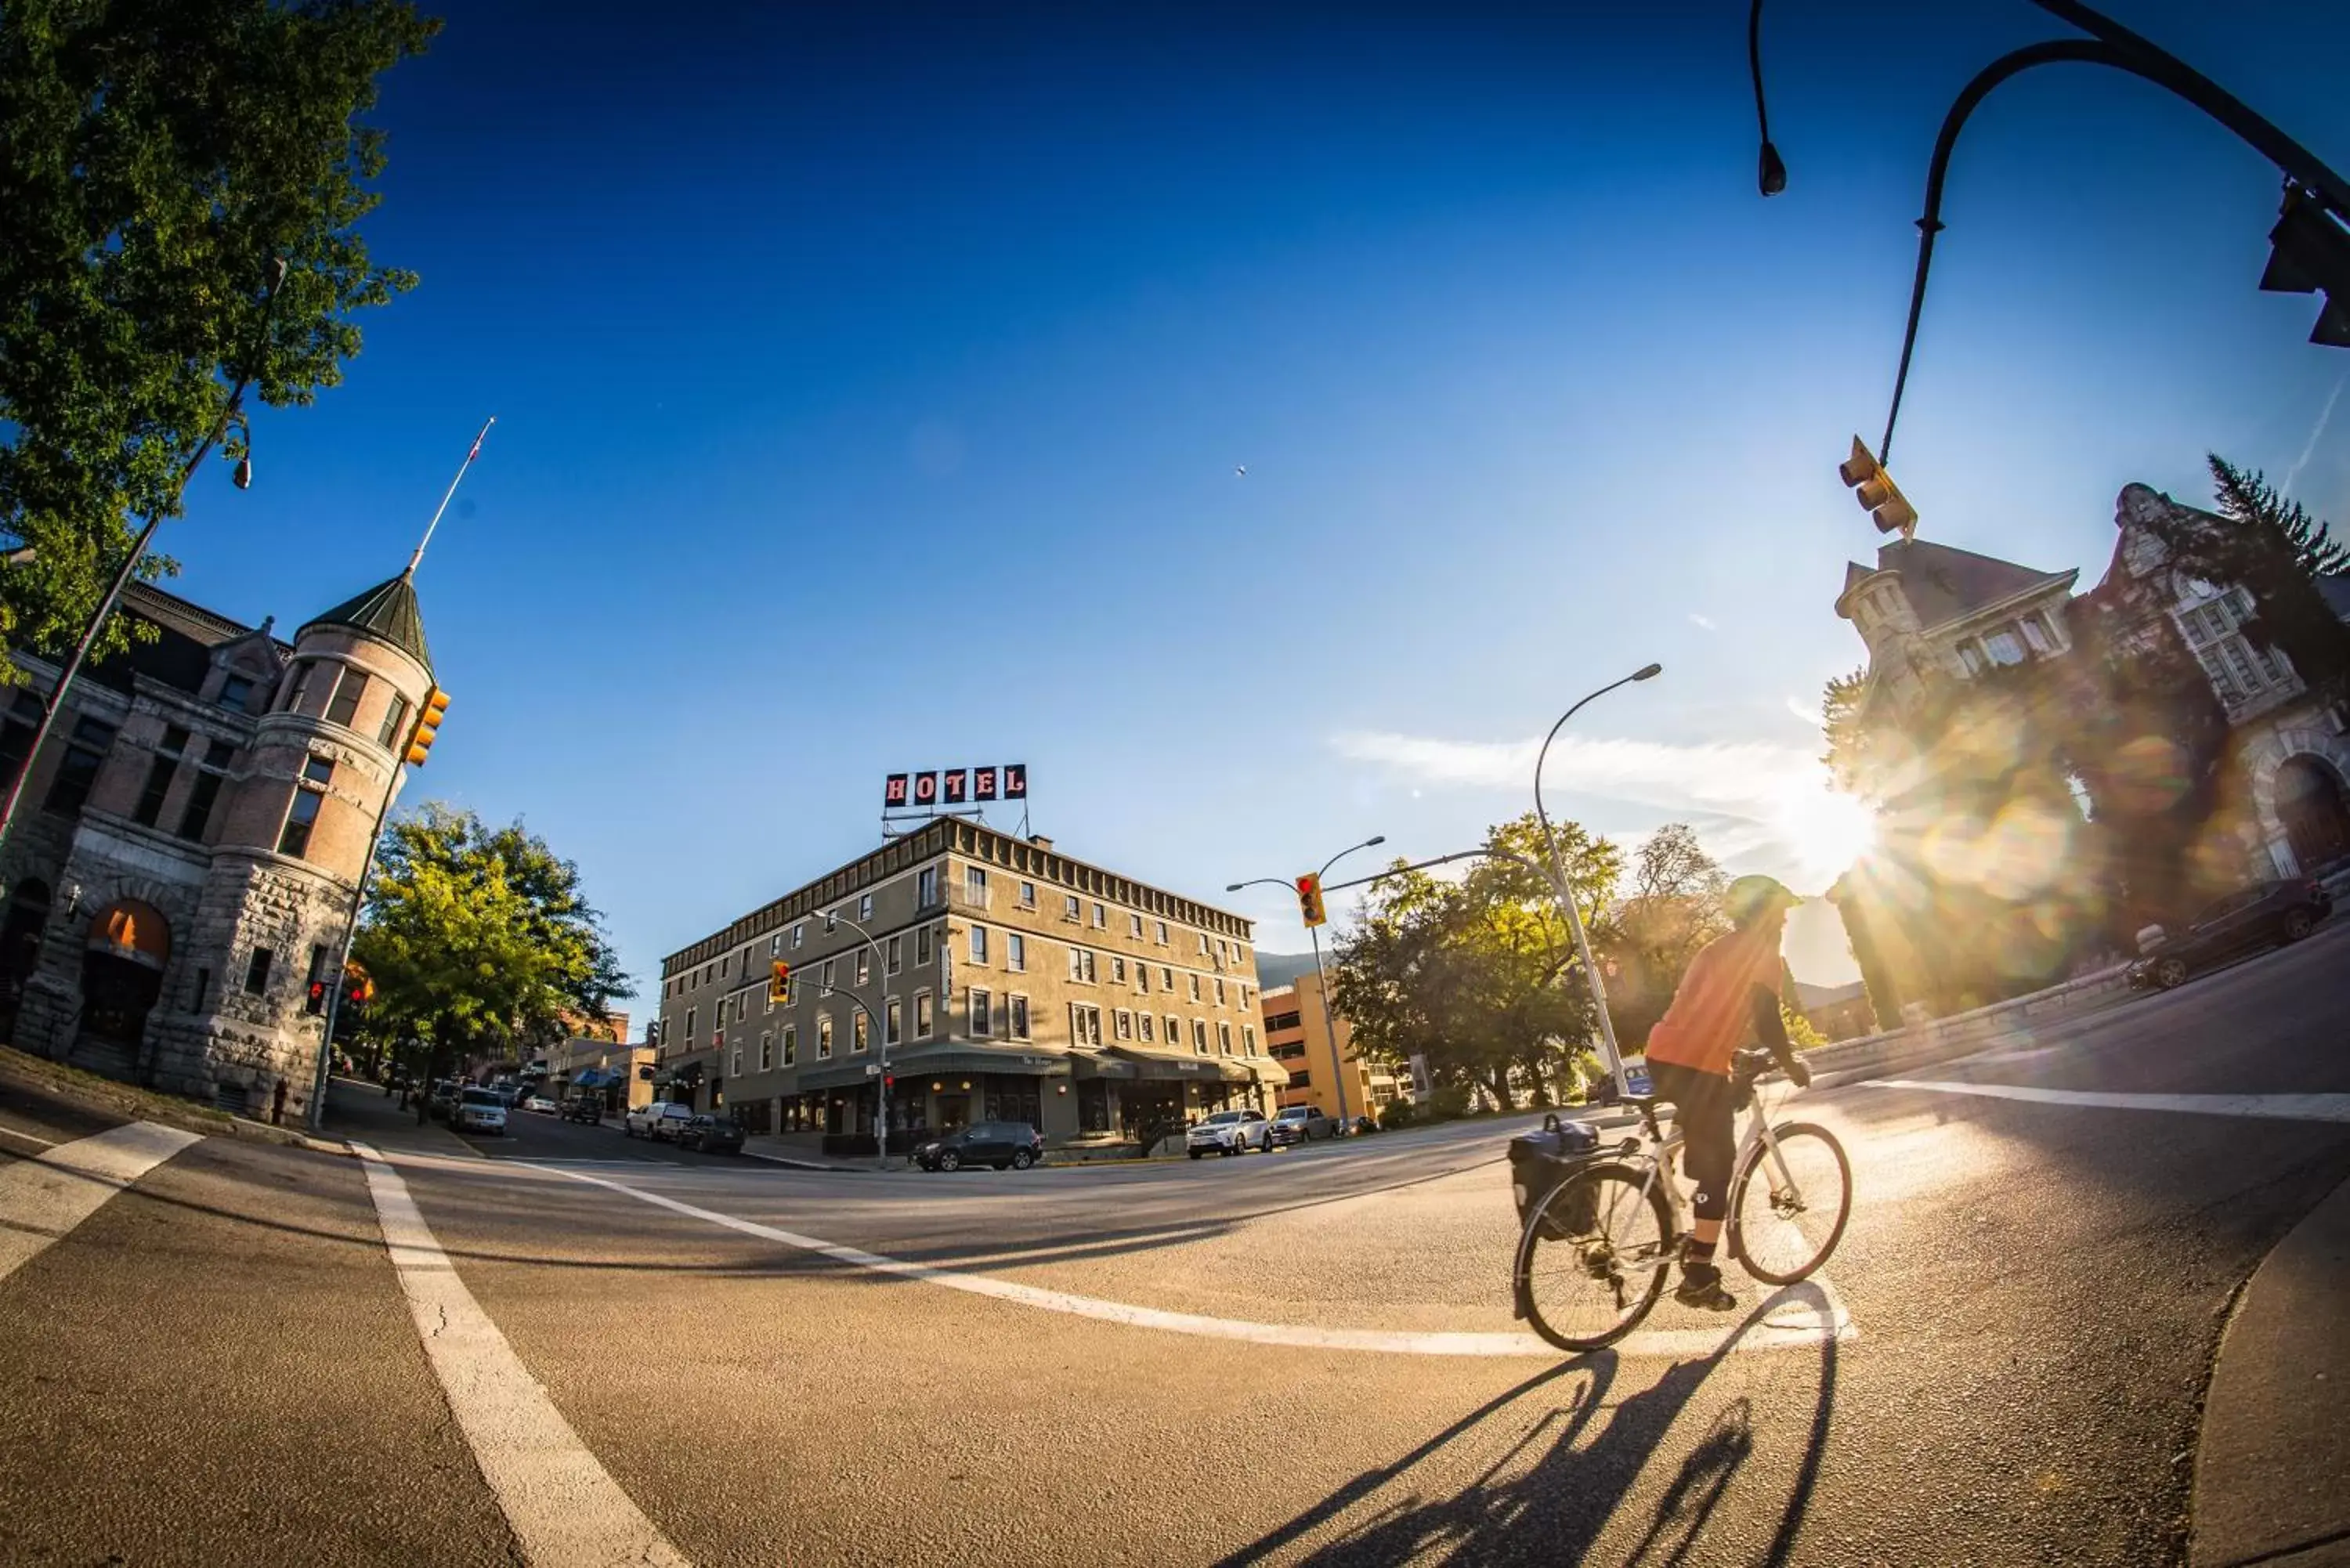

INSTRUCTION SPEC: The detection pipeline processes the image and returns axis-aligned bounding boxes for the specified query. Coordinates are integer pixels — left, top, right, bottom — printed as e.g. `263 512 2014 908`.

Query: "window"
1982 630 2025 667
174 739 233 843
1154 920 1169 945
1193 1019 1209 1055
760 1030 774 1071
1219 1021 1234 1056
685 1006 697 1046
302 945 332 1014
280 660 316 714
824 908 838 933
969 925 989 964
378 693 411 748
133 724 190 828
2020 616 2053 655
1215 977 1227 1006
277 756 335 857
917 924 934 965
1166 1014 1182 1046
886 997 902 1046
1114 1009 1133 1041
1188 974 1202 1003
771 934 781 958
43 716 117 817
1005 932 1025 971
1110 956 1126 984
859 892 873 921
1138 1013 1155 1043
1070 1003 1103 1048
1091 902 1106 927
792 922 805 949
324 666 370 728
855 949 870 985
818 1015 834 1057
1958 644 1985 676
783 1024 797 1066
1018 881 1036 909
970 988 992 1036
191 967 211 1011
1063 894 1080 922
1137 965 1150 994
244 948 274 995
965 867 989 905
915 991 935 1038
917 867 939 907
219 673 257 713
1129 913 1144 938
1008 994 1031 1040
1066 947 1096 985
821 957 836 991
1161 965 1174 990
1243 1025 1258 1057
852 1011 869 1053
734 994 746 1023
888 934 903 973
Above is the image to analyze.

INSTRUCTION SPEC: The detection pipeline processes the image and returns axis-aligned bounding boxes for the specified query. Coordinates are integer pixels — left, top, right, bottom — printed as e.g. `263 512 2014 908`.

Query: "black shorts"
1649 1060 1736 1223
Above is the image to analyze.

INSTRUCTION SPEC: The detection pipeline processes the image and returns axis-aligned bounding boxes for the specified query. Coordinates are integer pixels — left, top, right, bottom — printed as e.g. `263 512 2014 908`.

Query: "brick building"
658 818 1282 1153
0 569 436 1120
1259 969 1398 1122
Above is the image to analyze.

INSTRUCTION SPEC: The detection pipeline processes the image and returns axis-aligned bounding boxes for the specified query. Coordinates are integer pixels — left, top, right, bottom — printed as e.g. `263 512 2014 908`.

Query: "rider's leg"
1652 1062 1738 1309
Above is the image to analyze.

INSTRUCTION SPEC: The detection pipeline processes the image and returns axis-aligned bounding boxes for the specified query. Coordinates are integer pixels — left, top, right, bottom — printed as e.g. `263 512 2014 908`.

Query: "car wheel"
2153 956 2189 989
1188 1149 1203 1160
1220 1143 1235 1158
2284 908 2317 941
939 1150 961 1172
1011 1148 1036 1170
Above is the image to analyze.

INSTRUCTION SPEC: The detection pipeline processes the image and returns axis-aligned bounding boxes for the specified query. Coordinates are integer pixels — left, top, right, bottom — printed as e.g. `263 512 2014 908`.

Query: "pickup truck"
624 1101 695 1141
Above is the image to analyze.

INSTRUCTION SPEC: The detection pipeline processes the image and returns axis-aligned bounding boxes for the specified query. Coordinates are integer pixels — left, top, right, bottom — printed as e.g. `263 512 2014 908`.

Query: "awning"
1070 1051 1136 1080
797 1060 884 1093
886 1044 1073 1080
1107 1046 1224 1082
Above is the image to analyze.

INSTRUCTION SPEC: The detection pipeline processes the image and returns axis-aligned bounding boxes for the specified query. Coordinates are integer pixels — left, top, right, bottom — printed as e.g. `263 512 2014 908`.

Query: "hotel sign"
884 764 1028 811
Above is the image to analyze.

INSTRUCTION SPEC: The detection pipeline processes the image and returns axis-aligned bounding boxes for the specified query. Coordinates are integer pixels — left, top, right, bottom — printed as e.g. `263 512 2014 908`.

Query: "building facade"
658 819 1280 1151
544 1035 656 1113
0 572 436 1121
1259 970 1398 1121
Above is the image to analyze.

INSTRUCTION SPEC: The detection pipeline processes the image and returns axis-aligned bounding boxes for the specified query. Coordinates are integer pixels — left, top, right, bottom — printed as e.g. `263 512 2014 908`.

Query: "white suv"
453 1087 508 1136
1185 1109 1271 1159
625 1101 695 1141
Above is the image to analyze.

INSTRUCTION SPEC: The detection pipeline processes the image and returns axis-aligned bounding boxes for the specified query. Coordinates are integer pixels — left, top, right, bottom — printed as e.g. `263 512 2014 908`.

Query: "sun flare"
1775 778 1878 888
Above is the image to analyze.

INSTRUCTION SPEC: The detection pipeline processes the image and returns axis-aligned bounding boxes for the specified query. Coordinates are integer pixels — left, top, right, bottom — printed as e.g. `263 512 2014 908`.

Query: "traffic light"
405 687 450 766
884 1073 895 1092
769 959 791 1005
1838 435 1918 537
2260 184 2350 348
345 964 374 1008
1295 873 1328 927
307 980 328 1013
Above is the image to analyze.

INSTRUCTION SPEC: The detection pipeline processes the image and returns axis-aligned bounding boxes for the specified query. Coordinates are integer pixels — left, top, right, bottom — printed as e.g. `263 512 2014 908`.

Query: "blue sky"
161 0 2350 1004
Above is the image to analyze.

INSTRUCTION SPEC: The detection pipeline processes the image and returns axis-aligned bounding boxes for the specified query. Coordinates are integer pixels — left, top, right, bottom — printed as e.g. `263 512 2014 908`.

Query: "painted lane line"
349 1142 689 1568
527 1161 1856 1360
0 1120 204 1286
1869 1082 2350 1123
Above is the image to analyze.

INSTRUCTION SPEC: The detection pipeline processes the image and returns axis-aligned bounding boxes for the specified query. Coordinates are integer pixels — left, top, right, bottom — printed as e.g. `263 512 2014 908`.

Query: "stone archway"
79 898 171 1054
2276 755 2350 875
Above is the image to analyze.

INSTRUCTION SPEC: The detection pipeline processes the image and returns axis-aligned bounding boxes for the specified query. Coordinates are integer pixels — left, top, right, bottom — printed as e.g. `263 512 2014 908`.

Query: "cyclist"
1641 873 1812 1310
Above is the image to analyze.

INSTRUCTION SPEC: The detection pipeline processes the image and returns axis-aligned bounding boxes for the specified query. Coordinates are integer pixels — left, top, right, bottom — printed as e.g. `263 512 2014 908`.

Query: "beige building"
1260 969 1399 1122
658 818 1282 1153
544 1035 655 1111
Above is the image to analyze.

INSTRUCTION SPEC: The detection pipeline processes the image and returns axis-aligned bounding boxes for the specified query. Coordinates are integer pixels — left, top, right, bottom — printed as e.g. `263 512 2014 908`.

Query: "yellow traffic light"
1295 873 1328 928
1838 435 1918 537
405 687 450 766
769 959 791 1005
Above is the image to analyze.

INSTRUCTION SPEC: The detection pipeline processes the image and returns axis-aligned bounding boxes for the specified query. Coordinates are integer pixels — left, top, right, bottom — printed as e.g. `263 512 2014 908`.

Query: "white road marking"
1870 1081 2350 1123
0 1120 204 1285
349 1142 690 1568
528 1161 1856 1360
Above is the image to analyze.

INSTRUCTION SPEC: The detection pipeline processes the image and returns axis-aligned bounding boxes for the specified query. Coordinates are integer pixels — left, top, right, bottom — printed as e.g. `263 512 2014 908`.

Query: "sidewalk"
738 1134 868 1172
2192 1170 2350 1568
318 1075 476 1158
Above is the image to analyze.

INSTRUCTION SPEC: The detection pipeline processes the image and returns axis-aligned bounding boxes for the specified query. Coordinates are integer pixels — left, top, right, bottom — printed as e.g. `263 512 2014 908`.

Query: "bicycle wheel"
1513 1161 1675 1353
1727 1122 1852 1285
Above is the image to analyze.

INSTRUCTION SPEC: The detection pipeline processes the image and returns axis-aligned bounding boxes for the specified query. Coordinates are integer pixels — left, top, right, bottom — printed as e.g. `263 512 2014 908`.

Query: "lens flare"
1776 777 1879 887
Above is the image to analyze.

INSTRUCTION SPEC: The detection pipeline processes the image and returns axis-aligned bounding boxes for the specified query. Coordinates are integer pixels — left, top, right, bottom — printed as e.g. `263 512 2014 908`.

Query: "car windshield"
460 1089 501 1106
1203 1111 1243 1125
1276 1108 1307 1119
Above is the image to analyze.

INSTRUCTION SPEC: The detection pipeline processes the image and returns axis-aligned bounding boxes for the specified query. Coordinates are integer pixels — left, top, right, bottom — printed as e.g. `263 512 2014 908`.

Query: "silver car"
1185 1109 1271 1159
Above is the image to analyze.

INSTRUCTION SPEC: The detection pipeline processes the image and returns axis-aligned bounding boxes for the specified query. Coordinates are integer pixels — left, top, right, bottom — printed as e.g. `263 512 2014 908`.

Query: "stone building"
658 818 1282 1153
0 569 436 1120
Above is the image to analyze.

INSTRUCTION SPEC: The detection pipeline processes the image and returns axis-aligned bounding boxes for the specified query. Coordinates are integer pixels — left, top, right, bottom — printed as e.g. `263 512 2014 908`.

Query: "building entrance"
2277 754 2350 873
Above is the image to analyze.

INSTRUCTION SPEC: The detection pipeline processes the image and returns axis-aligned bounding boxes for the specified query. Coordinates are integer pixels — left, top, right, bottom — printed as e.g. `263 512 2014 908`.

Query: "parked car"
680 1114 746 1155
522 1094 558 1115
624 1100 696 1141
1267 1105 1336 1147
1186 1109 1271 1158
453 1087 508 1136
2127 878 2333 991
426 1080 461 1121
562 1095 604 1125
914 1121 1044 1172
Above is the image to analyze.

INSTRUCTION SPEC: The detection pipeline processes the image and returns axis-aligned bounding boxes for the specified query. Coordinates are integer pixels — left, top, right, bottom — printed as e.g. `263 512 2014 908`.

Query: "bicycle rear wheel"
1727 1122 1851 1285
1513 1161 1674 1353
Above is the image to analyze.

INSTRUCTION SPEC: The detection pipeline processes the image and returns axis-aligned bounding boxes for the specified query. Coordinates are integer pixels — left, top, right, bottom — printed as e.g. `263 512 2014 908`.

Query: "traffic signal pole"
822 911 895 1169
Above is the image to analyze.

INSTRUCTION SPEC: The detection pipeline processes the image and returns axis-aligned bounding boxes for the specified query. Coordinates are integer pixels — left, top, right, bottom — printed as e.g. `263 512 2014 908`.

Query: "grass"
0 1042 316 1148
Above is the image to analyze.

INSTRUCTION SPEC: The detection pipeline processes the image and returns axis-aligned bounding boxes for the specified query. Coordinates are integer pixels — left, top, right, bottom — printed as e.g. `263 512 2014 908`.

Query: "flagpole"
407 415 494 576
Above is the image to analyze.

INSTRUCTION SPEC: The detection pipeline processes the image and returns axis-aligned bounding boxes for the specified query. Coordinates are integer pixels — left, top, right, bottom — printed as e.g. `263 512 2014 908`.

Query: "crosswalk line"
0 1120 204 1286
349 1141 691 1568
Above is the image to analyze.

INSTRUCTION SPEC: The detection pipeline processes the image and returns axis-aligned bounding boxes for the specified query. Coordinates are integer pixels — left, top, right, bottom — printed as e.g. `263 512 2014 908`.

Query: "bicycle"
1510 1048 1853 1353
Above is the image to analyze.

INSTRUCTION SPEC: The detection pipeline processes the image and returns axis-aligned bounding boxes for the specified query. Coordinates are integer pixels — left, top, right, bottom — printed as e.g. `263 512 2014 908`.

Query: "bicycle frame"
1607 1074 1802 1247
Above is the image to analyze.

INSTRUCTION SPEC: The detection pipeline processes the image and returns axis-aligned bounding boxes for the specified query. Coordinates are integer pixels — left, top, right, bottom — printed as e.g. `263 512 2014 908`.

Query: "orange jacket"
1644 926 1785 1077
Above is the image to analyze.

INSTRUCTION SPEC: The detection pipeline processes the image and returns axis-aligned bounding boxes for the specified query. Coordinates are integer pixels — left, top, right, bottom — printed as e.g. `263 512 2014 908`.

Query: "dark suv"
2127 878 2332 990
681 1114 745 1154
914 1121 1044 1172
562 1095 603 1124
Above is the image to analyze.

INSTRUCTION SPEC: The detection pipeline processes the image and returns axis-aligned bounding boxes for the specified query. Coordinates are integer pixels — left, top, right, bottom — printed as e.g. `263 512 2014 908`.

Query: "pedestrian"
270 1078 288 1125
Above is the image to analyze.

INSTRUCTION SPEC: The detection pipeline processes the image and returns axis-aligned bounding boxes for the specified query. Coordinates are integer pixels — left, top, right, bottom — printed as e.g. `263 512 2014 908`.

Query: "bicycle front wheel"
1727 1122 1852 1285
1513 1161 1674 1353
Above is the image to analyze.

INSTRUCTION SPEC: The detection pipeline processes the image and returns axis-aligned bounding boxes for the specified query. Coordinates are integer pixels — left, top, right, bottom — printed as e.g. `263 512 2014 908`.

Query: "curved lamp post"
1228 833 1384 1133
822 909 896 1169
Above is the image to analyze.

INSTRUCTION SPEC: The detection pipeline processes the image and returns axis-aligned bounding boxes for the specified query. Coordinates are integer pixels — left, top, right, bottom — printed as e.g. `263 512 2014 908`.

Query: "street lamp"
1532 663 1662 1097
823 909 897 1170
1228 833 1385 1134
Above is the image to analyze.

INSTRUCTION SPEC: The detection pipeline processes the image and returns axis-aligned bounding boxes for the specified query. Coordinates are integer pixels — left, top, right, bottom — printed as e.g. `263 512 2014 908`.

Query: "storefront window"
1077 1080 1114 1134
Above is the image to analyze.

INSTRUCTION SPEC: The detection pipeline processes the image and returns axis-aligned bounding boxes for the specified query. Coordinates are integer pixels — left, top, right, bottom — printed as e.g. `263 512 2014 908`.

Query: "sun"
1774 778 1878 887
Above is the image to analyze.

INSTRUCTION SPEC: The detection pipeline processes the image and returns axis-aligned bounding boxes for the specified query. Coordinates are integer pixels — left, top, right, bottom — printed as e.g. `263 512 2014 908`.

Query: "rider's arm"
1747 983 1812 1086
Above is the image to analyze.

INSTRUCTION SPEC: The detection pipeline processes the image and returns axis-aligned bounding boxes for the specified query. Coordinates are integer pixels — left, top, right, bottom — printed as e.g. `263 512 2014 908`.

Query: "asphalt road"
3 918 2346 1566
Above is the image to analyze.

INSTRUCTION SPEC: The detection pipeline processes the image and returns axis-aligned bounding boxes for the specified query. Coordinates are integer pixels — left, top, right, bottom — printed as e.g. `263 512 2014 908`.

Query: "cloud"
1687 612 1717 632
1329 728 1819 820
1785 694 1824 728
2283 372 2346 500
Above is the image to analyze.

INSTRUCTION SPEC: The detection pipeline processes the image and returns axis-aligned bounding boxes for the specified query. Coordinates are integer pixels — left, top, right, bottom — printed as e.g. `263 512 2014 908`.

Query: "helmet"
1725 874 1799 927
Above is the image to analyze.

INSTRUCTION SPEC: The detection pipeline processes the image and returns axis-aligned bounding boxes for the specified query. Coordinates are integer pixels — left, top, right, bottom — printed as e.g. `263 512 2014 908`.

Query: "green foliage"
1819 667 1870 790
0 0 436 668
352 804 629 1076
1376 1099 1419 1131
1329 811 1622 1110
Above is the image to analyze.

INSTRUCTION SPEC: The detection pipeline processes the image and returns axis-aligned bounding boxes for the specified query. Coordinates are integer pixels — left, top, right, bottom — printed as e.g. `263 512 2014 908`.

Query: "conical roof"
299 570 432 674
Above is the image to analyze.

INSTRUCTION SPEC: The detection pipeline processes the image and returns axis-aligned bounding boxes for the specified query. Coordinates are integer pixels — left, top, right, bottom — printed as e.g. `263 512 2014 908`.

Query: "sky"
158 0 2350 1006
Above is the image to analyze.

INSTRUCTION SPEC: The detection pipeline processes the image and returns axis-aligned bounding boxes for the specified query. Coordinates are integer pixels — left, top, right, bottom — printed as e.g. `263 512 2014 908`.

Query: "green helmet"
1725 874 1799 927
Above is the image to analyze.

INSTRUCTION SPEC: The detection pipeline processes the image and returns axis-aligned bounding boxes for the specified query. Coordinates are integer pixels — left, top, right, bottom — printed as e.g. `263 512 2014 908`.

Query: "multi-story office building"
1260 969 1400 1122
657 819 1280 1151
0 569 438 1121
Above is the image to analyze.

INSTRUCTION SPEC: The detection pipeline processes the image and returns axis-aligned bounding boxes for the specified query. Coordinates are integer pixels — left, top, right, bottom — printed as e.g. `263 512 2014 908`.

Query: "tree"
1329 811 1622 1110
1602 823 1729 1047
1819 667 1871 791
0 0 436 669
352 804 629 1097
